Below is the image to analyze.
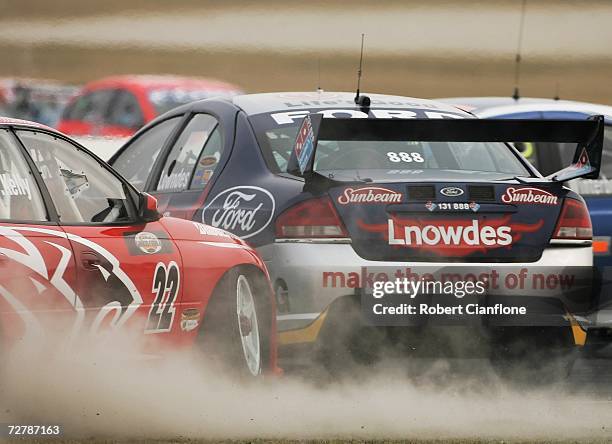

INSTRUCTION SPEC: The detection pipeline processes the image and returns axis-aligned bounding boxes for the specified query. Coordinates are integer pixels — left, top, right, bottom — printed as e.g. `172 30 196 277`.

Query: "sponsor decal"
501 187 559 205
338 187 403 205
388 169 423 176
575 147 591 170
146 261 180 333
193 221 234 238
202 170 214 181
270 109 464 125
157 169 191 191
440 186 464 197
388 219 513 247
0 174 32 200
192 169 214 187
294 114 315 174
426 202 479 212
357 216 544 257
203 186 275 239
124 231 172 255
200 156 217 167
573 178 612 195
180 308 200 332
134 231 162 254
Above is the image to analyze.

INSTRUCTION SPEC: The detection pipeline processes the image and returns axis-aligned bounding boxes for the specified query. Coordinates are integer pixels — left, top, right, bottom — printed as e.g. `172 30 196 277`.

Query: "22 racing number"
386 152 424 163
145 261 180 333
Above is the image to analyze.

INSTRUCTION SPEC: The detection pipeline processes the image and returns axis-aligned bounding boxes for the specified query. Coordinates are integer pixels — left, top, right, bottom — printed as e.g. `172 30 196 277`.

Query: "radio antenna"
355 33 365 103
553 81 560 100
317 58 322 92
512 0 527 101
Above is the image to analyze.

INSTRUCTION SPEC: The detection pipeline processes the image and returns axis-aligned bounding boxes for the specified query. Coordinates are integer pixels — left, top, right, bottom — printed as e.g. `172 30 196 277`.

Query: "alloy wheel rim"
236 275 261 376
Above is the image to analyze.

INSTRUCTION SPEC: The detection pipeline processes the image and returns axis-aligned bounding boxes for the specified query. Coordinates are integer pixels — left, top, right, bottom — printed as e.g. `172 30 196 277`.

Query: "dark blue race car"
109 92 604 364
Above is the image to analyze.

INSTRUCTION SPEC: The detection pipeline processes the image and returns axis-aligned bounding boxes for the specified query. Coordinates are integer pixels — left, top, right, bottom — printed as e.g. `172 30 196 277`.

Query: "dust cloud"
0 332 611 441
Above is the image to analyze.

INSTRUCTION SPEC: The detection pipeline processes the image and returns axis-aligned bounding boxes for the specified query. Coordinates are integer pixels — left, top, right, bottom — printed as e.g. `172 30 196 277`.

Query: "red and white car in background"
57 75 243 138
0 117 275 377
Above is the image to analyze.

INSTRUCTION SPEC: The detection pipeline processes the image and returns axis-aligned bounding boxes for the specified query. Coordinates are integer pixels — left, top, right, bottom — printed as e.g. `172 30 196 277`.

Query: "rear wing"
287 114 605 182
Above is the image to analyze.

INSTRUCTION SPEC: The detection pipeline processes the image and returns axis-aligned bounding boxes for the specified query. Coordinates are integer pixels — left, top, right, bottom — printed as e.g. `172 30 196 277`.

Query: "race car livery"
110 92 602 359
439 96 612 345
440 97 612 264
0 118 276 377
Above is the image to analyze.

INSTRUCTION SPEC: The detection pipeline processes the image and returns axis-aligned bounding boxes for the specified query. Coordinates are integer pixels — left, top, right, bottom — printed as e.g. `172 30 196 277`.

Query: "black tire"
197 267 272 378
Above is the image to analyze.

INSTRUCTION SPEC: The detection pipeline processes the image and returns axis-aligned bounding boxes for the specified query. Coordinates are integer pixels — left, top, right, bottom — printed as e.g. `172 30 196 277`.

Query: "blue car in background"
440 97 612 341
440 97 612 266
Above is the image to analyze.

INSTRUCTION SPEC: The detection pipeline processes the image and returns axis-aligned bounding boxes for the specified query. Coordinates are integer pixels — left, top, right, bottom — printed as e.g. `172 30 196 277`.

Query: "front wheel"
197 267 272 378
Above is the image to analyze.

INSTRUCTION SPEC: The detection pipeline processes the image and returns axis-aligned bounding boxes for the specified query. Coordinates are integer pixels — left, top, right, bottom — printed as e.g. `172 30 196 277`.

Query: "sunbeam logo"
501 187 559 205
338 187 403 205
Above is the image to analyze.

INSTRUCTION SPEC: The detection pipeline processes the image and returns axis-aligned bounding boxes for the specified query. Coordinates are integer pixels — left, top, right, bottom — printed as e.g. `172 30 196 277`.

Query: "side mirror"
138 192 161 222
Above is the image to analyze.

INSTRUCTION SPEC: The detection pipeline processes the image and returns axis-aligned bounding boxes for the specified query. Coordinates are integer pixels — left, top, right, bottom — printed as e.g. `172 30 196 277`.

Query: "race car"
57 75 243 137
109 91 602 366
0 77 78 127
439 97 612 263
0 117 276 377
439 96 612 348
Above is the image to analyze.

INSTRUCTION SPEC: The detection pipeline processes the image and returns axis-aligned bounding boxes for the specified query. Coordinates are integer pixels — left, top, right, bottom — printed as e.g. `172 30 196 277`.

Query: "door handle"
80 252 101 270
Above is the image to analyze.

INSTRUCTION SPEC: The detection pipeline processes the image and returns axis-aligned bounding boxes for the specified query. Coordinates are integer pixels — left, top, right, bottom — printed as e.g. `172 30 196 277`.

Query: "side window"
18 131 134 224
64 90 115 123
156 113 220 192
190 126 223 190
107 90 144 130
112 116 181 191
0 129 47 221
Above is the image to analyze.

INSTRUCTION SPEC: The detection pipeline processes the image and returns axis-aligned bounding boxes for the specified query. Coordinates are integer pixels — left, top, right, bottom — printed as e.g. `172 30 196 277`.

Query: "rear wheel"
198 267 271 378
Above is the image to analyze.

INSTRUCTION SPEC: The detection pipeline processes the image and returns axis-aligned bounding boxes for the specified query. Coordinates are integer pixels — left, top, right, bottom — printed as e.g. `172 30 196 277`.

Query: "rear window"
250 112 531 181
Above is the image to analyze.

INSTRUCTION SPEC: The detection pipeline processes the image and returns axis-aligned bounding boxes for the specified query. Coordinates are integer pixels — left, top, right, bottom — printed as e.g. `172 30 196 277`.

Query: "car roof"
84 75 242 93
232 91 471 116
0 116 55 131
439 96 612 122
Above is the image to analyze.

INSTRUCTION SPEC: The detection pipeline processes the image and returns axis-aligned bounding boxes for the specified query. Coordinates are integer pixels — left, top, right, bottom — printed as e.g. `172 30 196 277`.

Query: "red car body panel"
57 75 242 137
0 119 276 374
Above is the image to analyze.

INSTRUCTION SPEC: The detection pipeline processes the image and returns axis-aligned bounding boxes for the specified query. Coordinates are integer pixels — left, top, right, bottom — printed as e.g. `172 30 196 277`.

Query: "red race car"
57 75 242 137
0 117 275 377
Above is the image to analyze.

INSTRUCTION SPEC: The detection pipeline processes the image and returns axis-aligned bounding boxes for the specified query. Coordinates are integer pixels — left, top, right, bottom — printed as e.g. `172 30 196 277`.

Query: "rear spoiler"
287 114 605 183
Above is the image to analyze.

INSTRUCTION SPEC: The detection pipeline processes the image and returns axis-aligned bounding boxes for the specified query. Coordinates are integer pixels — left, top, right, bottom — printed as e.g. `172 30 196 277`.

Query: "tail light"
275 196 348 238
553 198 592 240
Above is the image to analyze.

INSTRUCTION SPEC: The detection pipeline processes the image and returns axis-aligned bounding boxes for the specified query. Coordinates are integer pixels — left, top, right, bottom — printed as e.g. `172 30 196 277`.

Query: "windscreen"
250 113 532 181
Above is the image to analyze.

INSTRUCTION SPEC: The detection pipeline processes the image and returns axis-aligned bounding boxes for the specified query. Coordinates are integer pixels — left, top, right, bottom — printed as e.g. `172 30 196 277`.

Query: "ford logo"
440 186 464 197
203 186 276 239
